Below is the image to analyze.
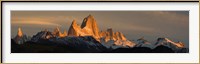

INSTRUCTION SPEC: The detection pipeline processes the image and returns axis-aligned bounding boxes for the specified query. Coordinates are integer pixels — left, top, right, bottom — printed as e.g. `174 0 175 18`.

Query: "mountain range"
11 15 188 53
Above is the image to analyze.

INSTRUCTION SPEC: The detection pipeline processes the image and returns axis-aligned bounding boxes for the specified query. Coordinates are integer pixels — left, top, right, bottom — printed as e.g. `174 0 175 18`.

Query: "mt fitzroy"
68 15 100 38
68 15 135 48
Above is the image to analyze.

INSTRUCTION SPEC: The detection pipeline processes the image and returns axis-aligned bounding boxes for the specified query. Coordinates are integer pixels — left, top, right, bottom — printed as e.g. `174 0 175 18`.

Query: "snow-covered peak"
135 37 154 49
31 30 54 42
155 38 184 48
99 28 135 49
137 37 148 44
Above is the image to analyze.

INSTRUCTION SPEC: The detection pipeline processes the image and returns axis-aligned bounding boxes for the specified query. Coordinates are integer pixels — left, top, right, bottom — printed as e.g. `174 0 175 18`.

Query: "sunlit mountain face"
11 11 189 53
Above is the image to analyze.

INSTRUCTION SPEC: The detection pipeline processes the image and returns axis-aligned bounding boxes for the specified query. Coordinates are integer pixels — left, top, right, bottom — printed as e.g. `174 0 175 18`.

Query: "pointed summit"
55 27 60 32
155 38 184 48
81 14 100 38
72 19 77 25
52 26 61 37
113 31 127 41
71 20 80 28
67 15 100 39
17 27 23 37
68 19 81 36
59 30 68 38
81 14 94 28
87 14 94 19
63 30 68 36
105 28 115 40
137 37 148 44
14 27 30 44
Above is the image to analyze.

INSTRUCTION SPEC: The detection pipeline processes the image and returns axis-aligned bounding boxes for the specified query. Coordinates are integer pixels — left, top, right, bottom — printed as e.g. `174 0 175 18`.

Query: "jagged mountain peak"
53 27 61 33
155 38 184 48
53 26 65 37
114 31 127 41
70 19 80 28
87 14 94 18
68 19 81 36
135 37 154 48
41 28 51 33
81 14 97 28
137 37 149 44
14 27 30 44
63 30 68 36
71 19 78 26
156 38 172 43
107 28 113 32
80 15 100 38
107 28 114 37
137 37 145 41
56 27 60 31
17 27 23 37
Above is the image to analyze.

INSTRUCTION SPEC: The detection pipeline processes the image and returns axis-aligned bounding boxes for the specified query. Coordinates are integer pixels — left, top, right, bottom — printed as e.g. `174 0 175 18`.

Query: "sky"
11 11 189 47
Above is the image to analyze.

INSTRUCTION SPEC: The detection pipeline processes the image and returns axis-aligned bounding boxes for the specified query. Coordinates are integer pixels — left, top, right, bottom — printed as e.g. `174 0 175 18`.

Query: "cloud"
12 21 61 26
